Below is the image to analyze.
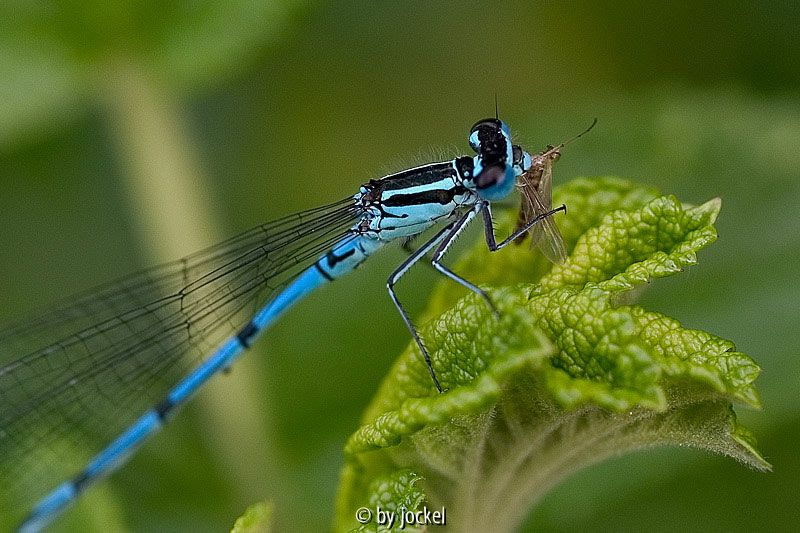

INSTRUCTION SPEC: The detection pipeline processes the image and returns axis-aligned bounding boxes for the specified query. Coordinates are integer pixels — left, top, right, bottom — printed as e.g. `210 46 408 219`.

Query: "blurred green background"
1 1 798 531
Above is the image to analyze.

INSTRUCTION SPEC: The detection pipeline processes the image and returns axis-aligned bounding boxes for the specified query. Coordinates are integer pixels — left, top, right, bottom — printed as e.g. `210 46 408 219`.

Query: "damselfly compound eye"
511 145 532 176
512 145 523 164
469 118 504 153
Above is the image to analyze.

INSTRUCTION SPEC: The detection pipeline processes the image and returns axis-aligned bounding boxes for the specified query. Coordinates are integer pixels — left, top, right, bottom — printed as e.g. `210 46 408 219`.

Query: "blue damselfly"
2 118 572 531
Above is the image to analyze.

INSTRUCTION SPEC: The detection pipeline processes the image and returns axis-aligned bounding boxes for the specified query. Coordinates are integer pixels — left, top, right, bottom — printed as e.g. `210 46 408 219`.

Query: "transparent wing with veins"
513 119 597 264
515 145 567 264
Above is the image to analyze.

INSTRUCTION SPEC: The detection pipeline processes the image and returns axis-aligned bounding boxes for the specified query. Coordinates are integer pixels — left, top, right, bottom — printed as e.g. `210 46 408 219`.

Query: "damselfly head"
467 118 517 201
468 118 508 154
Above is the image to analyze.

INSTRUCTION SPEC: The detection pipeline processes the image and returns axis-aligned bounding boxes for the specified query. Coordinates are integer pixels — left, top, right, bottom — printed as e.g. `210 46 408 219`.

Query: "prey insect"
513 118 597 262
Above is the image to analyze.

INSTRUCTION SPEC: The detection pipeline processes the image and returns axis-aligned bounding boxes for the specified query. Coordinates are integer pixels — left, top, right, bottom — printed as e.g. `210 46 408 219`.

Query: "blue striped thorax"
352 118 532 242
355 162 477 241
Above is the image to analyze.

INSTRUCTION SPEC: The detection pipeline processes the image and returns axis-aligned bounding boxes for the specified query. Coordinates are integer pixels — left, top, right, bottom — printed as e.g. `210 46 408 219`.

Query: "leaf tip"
731 423 772 472
695 196 723 224
231 501 273 533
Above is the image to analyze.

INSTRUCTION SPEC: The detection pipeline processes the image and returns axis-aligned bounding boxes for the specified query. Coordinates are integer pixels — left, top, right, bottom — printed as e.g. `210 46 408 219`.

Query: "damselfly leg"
388 202 564 393
387 222 455 392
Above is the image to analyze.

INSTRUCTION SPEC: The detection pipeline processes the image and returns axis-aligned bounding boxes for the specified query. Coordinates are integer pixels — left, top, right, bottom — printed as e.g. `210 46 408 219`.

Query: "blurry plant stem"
97 59 276 504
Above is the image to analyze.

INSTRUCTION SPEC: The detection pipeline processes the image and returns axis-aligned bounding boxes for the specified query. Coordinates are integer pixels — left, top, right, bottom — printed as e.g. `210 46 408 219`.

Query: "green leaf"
425 176 661 314
334 177 767 533
231 501 273 533
348 470 427 533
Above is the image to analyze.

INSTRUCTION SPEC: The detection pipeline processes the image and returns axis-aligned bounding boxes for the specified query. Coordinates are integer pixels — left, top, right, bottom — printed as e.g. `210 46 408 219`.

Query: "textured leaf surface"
334 177 766 533
349 470 427 533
